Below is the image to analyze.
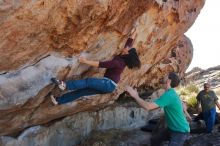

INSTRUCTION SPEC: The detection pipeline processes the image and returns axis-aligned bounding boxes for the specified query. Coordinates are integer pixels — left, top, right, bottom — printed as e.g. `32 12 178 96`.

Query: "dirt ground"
78 123 220 146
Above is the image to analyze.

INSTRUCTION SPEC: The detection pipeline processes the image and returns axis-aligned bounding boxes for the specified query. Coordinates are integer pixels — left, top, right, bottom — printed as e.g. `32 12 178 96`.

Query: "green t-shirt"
196 90 218 112
154 88 190 133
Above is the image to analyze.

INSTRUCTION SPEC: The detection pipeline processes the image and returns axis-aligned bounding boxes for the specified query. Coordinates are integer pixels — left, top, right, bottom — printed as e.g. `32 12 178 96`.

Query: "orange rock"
0 0 205 136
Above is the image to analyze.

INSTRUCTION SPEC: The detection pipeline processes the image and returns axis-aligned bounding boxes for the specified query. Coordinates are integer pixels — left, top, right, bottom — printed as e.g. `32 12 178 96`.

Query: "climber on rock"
50 27 141 105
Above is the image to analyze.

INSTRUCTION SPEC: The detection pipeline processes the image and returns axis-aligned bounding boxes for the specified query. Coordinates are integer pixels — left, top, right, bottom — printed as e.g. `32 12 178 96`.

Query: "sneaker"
51 77 61 85
51 77 66 90
50 95 58 105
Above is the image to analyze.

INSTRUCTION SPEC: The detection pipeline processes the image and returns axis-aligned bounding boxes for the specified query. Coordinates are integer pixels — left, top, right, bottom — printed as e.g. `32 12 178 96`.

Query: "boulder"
0 0 205 136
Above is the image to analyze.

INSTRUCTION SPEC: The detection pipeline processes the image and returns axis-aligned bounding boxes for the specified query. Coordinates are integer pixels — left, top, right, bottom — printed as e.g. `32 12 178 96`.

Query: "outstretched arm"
130 27 137 39
79 56 99 67
213 92 220 110
124 28 137 49
125 86 159 111
215 101 220 110
196 101 202 113
196 93 202 112
182 102 192 122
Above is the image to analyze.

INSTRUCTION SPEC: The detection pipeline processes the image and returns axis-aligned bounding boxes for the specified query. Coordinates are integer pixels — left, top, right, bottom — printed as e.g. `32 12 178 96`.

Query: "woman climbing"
50 28 141 105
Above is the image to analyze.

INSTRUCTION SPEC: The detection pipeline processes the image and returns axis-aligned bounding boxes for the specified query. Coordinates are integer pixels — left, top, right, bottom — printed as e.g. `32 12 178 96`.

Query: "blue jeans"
151 128 189 146
203 108 216 133
56 78 116 104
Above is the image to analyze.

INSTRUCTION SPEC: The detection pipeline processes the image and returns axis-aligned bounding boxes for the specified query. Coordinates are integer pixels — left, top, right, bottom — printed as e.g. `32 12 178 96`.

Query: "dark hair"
123 48 141 69
168 72 180 88
204 83 210 88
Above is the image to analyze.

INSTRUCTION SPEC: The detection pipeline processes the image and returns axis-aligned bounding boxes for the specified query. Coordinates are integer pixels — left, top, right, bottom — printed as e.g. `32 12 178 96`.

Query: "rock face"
185 65 220 89
0 0 204 137
0 101 162 146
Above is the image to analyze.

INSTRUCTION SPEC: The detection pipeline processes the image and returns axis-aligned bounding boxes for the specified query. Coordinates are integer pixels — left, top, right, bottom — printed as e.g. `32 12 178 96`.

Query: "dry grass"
214 87 220 97
177 84 199 111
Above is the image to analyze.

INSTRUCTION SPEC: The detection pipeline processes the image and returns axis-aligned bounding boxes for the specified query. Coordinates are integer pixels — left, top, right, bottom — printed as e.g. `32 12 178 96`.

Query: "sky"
185 0 220 71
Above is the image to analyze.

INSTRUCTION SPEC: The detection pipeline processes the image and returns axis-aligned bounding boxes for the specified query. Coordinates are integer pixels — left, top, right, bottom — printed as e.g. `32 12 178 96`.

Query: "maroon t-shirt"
99 55 126 83
98 38 134 83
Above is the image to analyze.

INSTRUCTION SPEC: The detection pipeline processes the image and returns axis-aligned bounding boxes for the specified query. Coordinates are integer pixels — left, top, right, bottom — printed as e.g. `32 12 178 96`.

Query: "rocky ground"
78 124 220 146
78 129 151 146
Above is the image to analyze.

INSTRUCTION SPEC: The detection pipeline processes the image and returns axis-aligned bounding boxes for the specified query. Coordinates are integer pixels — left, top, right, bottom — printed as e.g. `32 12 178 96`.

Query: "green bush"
177 84 199 98
185 84 199 94
177 84 199 113
186 95 197 108
179 89 188 96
